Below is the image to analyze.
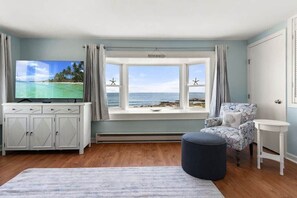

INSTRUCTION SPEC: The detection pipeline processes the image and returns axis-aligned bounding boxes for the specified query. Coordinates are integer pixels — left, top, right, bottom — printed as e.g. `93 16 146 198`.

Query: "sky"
16 60 82 82
16 61 205 93
106 63 206 93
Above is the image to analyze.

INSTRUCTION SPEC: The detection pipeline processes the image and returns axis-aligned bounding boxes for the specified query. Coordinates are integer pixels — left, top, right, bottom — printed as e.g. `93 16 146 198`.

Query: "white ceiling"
0 0 297 40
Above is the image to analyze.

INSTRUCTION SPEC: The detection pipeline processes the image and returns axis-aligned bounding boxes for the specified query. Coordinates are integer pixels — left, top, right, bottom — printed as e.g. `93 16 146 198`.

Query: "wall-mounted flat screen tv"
15 60 84 99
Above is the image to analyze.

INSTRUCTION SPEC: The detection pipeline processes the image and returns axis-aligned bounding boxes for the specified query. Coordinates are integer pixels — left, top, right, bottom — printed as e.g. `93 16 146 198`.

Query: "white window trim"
287 15 297 108
109 109 209 120
106 51 214 120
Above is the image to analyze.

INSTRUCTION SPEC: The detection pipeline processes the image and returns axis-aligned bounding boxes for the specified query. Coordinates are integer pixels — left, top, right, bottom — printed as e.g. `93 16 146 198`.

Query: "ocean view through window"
128 65 180 108
105 57 211 117
106 59 206 109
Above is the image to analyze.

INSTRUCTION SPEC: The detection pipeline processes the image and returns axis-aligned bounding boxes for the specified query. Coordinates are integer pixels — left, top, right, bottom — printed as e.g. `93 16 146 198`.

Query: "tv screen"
15 60 84 99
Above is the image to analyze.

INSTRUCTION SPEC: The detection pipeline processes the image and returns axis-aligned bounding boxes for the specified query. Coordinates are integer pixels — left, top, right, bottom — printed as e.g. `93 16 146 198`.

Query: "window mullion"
180 64 188 110
205 59 210 111
121 64 128 110
179 65 183 109
185 64 190 109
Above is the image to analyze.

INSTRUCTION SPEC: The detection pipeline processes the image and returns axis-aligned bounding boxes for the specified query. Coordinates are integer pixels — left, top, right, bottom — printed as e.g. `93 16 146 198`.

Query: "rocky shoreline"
136 98 205 108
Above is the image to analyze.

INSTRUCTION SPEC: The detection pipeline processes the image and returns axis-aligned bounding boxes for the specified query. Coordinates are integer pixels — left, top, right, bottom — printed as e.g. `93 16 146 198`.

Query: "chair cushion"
200 126 243 151
222 111 241 128
219 103 257 123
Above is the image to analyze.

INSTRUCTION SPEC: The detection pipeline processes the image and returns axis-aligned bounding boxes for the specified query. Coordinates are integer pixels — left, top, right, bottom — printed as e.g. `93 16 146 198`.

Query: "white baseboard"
286 152 297 164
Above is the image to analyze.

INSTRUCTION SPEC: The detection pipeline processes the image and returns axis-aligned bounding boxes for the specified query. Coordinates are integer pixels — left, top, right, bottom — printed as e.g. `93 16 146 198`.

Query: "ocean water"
107 92 205 107
15 81 205 107
15 81 83 98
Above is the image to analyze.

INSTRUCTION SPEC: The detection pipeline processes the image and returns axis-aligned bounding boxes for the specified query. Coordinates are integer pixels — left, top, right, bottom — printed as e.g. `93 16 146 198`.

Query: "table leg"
257 129 261 169
260 131 263 163
280 132 285 176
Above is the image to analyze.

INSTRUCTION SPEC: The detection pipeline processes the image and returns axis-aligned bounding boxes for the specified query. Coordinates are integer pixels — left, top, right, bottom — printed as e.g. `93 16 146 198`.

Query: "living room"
1 0 297 197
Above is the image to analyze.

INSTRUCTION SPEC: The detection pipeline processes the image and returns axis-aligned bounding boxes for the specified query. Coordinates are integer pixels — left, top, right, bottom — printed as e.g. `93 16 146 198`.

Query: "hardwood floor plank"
0 143 297 197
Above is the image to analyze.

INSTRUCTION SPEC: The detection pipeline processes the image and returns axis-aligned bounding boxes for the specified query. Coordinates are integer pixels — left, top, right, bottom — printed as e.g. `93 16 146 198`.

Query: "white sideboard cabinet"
2 103 91 155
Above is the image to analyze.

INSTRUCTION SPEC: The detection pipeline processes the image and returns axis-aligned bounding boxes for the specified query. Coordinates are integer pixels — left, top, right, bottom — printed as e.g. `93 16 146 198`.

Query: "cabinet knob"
12 108 16 110
30 132 33 135
26 132 29 135
56 131 59 135
51 109 54 111
30 108 33 111
68 109 71 111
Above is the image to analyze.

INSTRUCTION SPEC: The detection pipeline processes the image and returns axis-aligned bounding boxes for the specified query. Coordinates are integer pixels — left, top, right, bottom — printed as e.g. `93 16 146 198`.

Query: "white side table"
254 119 290 175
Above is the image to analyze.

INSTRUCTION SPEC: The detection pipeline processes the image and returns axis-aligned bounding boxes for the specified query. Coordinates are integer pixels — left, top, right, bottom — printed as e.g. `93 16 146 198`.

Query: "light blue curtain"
84 44 109 121
209 45 231 117
0 33 13 124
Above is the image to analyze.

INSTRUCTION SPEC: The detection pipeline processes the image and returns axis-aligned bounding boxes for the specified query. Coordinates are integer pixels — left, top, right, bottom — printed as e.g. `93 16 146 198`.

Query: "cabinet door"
30 115 55 150
56 115 79 149
4 114 29 150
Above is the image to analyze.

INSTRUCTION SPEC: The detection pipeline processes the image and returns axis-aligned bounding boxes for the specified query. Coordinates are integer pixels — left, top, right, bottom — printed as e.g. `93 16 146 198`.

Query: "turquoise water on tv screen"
15 81 83 99
15 60 84 99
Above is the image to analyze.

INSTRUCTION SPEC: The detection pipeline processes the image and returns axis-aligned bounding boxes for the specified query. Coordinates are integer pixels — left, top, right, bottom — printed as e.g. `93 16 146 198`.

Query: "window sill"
108 108 209 120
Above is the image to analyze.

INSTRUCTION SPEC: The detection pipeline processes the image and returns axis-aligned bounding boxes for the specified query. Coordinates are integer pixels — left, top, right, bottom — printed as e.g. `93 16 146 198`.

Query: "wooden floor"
1 143 297 197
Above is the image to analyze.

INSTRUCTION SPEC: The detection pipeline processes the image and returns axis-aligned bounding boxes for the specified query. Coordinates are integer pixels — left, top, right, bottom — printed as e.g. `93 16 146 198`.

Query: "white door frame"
247 29 287 120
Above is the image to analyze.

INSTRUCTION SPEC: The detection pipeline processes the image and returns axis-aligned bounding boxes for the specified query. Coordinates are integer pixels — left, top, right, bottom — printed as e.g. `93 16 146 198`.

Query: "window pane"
106 63 120 85
106 87 120 107
189 87 205 108
129 66 180 108
188 64 206 85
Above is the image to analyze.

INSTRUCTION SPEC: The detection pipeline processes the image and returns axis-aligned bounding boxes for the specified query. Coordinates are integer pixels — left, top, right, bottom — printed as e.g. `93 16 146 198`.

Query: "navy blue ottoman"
181 132 226 180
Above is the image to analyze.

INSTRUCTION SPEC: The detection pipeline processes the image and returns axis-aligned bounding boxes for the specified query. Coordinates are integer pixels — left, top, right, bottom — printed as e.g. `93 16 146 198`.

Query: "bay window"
105 56 212 120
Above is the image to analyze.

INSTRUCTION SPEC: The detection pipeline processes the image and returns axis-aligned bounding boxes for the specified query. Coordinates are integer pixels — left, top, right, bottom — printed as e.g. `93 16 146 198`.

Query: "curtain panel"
209 45 231 117
84 44 109 121
0 33 13 125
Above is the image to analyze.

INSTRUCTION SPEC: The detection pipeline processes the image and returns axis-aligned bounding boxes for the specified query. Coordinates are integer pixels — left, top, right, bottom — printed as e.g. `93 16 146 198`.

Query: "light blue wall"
247 21 287 45
19 38 248 137
91 120 205 134
287 109 297 156
248 21 297 156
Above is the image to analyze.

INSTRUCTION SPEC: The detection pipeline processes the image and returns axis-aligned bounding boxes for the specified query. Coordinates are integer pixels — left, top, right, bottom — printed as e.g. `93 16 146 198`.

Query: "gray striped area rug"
0 166 223 198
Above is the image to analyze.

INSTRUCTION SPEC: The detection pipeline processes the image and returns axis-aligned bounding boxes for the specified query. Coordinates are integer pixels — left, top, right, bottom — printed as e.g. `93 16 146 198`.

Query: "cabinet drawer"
43 106 80 114
4 106 42 114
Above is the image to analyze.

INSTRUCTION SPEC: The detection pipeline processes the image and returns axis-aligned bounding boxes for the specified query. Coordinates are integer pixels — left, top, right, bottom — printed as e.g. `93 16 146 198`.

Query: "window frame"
185 62 208 111
105 51 214 120
287 15 297 107
105 63 122 108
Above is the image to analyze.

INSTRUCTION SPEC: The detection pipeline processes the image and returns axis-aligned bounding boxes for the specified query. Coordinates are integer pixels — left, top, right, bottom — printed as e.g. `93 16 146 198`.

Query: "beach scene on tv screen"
15 60 84 99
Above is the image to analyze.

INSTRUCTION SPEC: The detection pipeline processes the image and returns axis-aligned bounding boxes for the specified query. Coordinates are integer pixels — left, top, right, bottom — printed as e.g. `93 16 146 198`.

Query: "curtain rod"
82 45 216 51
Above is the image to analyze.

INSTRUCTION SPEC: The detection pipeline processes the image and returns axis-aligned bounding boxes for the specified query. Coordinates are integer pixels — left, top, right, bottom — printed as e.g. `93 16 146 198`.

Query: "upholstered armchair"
201 103 257 166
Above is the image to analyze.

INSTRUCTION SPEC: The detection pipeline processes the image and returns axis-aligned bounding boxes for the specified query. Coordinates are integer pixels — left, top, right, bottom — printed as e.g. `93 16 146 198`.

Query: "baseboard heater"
96 133 184 143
